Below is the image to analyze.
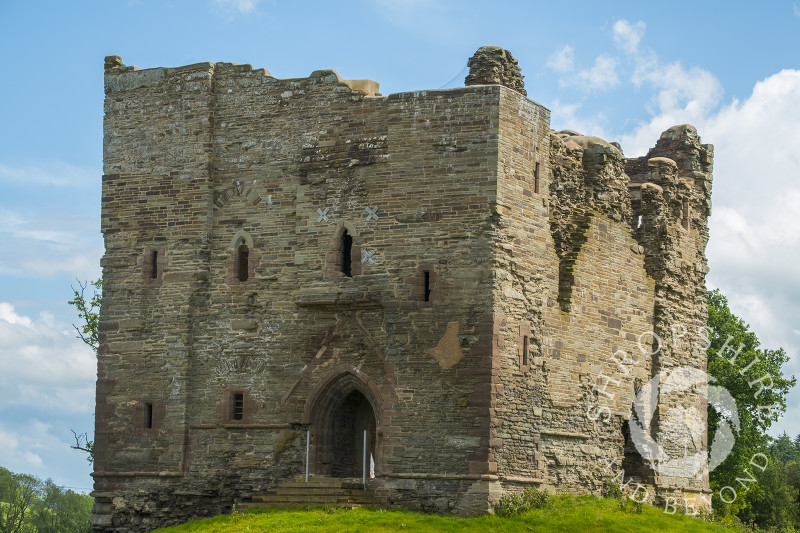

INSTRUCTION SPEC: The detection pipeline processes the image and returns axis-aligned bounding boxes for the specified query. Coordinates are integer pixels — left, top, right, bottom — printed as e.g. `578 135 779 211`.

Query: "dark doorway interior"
314 388 377 478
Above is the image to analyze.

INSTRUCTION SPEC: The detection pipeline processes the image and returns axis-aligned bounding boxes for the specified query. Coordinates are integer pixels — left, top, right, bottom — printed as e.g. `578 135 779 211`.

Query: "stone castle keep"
93 47 714 530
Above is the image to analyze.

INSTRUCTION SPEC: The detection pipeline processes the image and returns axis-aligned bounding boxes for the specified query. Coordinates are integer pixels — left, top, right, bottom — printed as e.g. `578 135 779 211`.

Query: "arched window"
237 244 249 282
341 230 353 277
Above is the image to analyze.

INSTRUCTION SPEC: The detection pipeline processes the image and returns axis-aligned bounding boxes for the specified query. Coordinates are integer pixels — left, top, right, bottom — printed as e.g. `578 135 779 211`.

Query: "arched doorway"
305 372 380 478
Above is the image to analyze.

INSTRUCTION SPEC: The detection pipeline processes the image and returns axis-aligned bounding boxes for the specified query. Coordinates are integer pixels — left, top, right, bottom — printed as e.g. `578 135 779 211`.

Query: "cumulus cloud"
575 55 619 91
548 99 610 139
0 302 96 413
546 45 575 73
612 19 646 54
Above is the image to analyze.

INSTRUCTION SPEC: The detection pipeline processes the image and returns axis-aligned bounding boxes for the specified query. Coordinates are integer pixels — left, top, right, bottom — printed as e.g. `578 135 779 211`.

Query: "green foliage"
770 433 800 464
602 476 624 500
706 289 796 519
737 457 799 531
67 279 101 463
67 279 102 351
0 466 92 533
493 487 552 517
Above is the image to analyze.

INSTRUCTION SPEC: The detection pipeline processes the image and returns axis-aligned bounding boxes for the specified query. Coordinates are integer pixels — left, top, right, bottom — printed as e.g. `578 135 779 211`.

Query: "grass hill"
154 495 740 532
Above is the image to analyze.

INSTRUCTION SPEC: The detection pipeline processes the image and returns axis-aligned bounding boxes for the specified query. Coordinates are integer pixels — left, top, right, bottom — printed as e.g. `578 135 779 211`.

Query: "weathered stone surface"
465 46 526 96
94 50 713 531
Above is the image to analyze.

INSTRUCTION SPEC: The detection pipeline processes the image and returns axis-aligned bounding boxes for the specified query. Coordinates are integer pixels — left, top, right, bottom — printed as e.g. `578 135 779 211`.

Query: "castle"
92 47 714 531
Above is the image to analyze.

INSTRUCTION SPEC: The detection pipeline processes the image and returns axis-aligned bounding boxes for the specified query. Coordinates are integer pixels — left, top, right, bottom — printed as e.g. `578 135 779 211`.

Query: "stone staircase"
242 476 384 509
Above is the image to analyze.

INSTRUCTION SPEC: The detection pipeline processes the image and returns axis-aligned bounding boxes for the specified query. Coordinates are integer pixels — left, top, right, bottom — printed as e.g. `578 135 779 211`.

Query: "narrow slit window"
534 162 540 194
636 214 643 229
232 393 244 421
144 402 153 429
681 198 690 230
341 230 353 277
522 336 530 367
150 250 158 279
423 271 432 302
237 245 249 282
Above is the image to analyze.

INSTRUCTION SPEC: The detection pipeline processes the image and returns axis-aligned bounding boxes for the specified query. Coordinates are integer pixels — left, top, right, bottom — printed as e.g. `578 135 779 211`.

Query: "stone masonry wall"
95 57 505 530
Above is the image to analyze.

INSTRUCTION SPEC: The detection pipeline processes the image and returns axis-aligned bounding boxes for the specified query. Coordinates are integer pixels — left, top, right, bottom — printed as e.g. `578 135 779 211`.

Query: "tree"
0 467 37 533
67 279 101 351
0 467 92 533
67 279 102 463
706 289 796 519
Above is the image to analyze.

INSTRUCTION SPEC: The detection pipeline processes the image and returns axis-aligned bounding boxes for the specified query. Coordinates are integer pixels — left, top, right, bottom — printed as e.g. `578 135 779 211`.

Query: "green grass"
154 495 739 532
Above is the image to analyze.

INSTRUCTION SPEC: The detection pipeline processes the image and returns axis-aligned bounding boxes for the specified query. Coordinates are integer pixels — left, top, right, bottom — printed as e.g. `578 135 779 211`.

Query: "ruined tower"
92 47 713 531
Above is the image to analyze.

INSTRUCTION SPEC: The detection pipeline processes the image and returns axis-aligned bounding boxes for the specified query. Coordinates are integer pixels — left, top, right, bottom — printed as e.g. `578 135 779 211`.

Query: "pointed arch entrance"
303 371 381 478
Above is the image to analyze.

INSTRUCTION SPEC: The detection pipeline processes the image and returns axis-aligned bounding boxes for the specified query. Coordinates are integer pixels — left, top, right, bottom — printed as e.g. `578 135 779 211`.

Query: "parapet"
102 55 381 97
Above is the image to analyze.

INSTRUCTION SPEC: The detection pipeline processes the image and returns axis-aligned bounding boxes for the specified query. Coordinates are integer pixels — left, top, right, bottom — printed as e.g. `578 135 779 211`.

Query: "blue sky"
1 0 799 493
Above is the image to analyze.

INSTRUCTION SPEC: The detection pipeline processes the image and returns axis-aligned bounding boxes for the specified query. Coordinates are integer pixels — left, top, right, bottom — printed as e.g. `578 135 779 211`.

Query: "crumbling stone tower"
92 47 713 531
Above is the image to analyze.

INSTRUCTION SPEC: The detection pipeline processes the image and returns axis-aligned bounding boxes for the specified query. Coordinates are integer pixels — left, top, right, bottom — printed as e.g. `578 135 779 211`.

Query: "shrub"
494 487 552 516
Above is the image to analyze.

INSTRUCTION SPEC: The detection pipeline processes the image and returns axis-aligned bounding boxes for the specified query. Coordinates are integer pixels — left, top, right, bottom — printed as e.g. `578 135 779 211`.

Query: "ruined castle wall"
626 126 714 500
96 59 506 529
492 89 658 498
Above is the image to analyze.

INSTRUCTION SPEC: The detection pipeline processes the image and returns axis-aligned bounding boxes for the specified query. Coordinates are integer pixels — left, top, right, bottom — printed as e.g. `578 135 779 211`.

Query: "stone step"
260 487 370 496
252 493 381 504
245 476 384 510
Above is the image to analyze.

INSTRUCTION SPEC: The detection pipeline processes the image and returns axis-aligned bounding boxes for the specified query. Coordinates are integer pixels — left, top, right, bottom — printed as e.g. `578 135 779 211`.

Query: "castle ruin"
92 47 714 531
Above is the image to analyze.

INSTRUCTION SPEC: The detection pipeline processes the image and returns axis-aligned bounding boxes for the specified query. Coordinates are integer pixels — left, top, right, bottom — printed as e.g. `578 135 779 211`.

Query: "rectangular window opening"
150 251 158 279
681 199 690 230
232 393 244 421
144 402 153 429
522 336 529 367
423 271 431 302
237 246 249 282
534 162 540 194
341 231 353 278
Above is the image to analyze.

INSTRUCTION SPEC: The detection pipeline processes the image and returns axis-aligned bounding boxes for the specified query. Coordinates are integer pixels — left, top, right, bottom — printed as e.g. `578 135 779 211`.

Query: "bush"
494 487 552 516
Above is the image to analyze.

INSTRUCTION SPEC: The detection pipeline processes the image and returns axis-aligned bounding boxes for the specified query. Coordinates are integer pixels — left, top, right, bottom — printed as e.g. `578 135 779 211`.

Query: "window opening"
522 336 529 367
237 245 249 282
681 198 690 230
423 271 432 302
341 230 353 277
232 393 244 421
144 403 153 429
534 162 540 194
636 214 643 229
150 251 158 279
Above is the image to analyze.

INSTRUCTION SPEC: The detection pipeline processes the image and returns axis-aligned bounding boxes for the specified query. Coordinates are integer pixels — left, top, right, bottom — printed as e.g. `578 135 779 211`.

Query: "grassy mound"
154 495 738 532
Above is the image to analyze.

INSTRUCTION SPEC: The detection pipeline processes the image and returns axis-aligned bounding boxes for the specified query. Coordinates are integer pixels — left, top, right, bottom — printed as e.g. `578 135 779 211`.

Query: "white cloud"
212 0 263 15
0 302 96 413
0 207 102 280
575 55 619 91
794 3 800 17
549 51 620 93
0 420 93 490
546 45 574 73
612 19 646 54
549 99 610 139
0 162 97 189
